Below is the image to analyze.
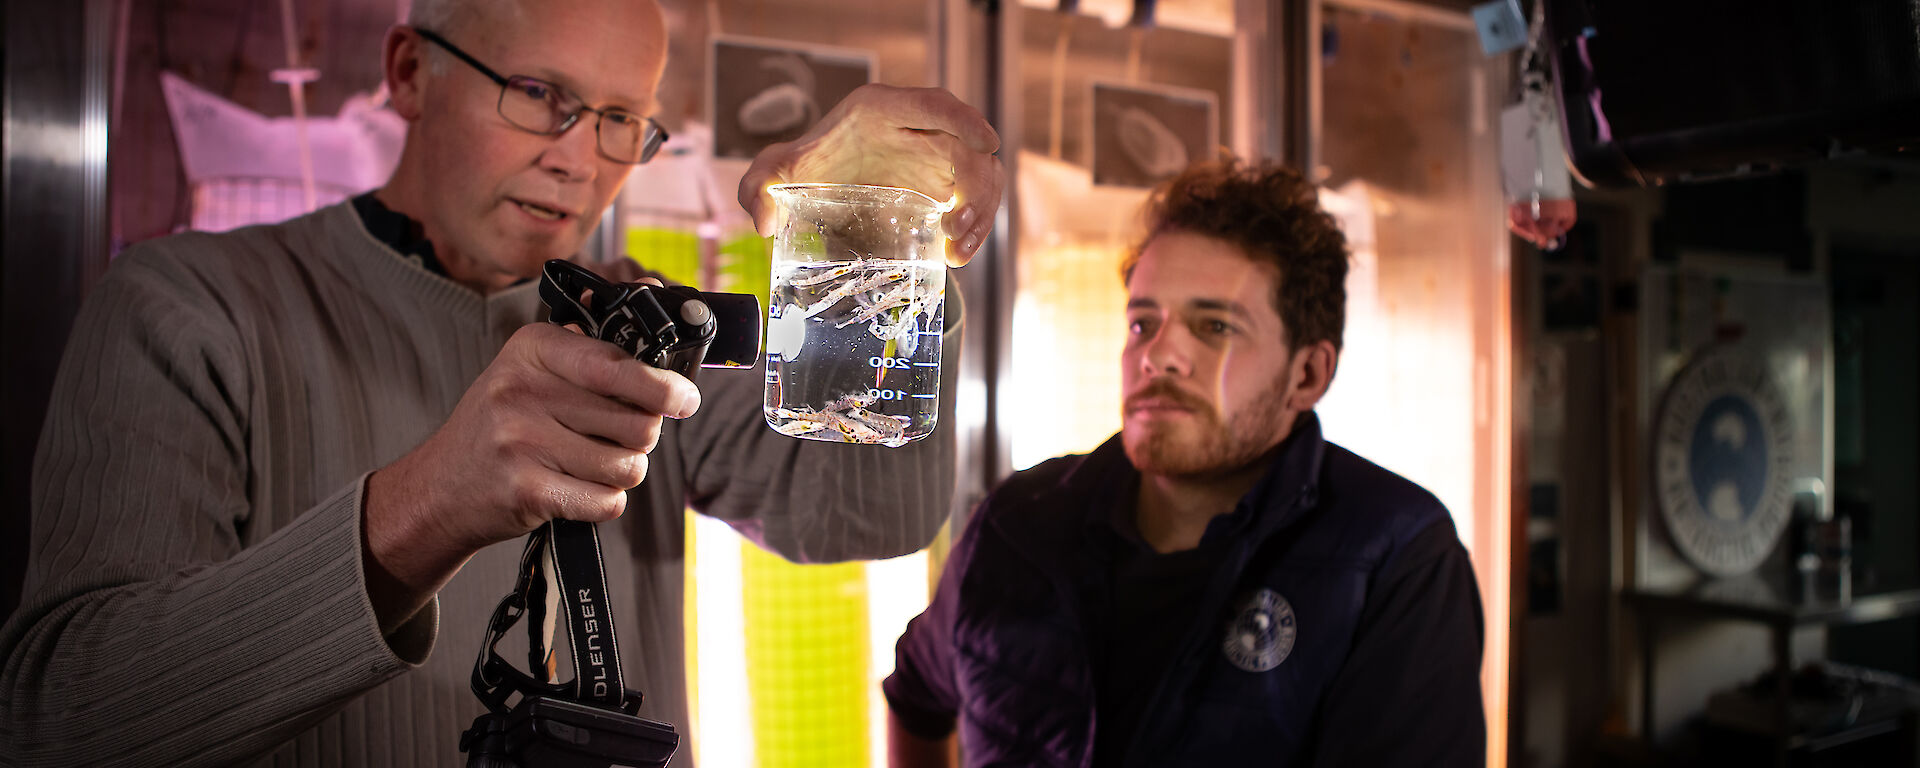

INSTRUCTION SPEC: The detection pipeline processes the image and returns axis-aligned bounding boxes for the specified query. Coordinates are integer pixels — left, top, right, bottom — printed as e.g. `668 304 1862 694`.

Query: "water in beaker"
762 184 950 447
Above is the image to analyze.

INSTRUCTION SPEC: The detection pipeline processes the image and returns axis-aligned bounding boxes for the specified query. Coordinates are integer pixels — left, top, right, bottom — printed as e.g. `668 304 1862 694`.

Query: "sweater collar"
324 199 542 328
351 192 448 278
349 192 541 295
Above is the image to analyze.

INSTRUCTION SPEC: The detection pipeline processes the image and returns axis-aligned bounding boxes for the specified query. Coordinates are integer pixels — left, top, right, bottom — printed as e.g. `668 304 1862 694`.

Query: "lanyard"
471 519 641 716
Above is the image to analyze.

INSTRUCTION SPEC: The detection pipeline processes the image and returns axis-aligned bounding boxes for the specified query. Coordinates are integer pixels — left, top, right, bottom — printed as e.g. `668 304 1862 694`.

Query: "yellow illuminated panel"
1007 152 1150 470
626 227 702 286
1009 239 1132 470
742 548 871 768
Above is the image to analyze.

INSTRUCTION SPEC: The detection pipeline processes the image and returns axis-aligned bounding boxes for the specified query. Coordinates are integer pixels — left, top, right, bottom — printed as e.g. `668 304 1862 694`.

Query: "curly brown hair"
1122 159 1350 352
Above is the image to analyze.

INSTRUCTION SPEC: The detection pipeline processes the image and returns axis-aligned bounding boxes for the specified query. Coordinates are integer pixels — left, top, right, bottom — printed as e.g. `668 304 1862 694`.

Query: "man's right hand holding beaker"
739 83 1005 267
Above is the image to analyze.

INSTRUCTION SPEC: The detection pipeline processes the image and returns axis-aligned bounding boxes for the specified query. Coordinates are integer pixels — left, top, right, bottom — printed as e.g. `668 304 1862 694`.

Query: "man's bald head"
406 0 667 76
378 0 669 293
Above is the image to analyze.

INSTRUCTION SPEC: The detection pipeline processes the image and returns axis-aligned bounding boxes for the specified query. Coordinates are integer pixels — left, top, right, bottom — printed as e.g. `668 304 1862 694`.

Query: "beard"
1122 375 1297 478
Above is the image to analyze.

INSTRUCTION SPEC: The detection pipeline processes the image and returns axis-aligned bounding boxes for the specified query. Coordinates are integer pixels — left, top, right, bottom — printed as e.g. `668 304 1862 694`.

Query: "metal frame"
3 0 117 618
1292 0 1324 172
930 0 1019 537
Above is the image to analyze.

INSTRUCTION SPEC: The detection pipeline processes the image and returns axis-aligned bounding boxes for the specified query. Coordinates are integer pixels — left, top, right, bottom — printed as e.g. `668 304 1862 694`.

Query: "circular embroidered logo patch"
1222 588 1296 672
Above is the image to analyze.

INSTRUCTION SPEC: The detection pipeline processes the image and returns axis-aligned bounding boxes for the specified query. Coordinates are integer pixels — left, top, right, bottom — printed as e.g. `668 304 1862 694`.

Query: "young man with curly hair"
886 159 1485 767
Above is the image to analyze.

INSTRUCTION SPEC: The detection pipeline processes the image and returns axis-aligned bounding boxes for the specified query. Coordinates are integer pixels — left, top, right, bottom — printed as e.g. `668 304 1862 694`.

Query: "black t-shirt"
1092 490 1248 764
1093 552 1215 760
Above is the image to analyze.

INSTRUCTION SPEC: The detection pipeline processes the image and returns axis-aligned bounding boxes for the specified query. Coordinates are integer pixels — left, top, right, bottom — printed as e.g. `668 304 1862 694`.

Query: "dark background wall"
1518 161 1920 768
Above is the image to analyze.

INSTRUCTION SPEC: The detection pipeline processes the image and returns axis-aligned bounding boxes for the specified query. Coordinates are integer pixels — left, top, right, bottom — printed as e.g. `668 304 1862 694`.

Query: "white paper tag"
1499 93 1574 201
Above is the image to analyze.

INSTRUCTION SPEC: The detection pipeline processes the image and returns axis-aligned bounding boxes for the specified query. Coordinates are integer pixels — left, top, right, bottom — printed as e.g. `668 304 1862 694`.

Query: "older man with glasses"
414 27 675 166
0 0 1003 765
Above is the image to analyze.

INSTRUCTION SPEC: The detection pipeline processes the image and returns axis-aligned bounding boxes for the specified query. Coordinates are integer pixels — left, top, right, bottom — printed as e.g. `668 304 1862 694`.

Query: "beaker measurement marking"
867 388 911 401
918 331 942 337
912 362 938 367
868 356 914 370
911 394 938 399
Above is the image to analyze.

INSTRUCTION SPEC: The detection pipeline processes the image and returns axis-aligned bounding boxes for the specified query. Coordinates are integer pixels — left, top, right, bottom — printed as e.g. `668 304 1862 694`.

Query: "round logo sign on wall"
1652 348 1796 577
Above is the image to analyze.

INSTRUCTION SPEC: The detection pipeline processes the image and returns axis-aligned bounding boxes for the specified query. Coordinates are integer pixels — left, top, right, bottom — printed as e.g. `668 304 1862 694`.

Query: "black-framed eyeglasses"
414 27 669 165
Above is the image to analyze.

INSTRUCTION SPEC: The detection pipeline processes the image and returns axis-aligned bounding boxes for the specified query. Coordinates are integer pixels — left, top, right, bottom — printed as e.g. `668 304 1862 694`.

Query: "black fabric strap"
542 519 627 708
471 521 637 716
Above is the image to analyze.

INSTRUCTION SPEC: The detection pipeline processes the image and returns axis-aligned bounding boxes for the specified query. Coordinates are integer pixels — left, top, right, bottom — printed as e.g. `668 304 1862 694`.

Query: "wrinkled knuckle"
492 422 534 461
589 489 629 522
509 474 554 519
475 368 513 404
634 415 664 454
551 341 596 387
567 350 604 391
914 85 950 104
615 451 648 489
507 324 558 356
642 368 686 412
509 509 543 538
507 324 544 346
582 349 628 394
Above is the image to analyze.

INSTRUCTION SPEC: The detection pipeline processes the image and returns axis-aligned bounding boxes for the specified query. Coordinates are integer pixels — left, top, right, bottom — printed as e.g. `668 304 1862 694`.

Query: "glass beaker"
762 183 951 447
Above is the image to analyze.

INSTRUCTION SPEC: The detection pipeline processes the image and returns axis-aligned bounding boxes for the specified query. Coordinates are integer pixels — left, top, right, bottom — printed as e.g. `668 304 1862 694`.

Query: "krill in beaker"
762 184 950 447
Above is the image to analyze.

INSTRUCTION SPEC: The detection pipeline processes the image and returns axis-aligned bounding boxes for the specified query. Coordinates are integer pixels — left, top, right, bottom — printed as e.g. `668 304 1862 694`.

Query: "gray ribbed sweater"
1 202 955 766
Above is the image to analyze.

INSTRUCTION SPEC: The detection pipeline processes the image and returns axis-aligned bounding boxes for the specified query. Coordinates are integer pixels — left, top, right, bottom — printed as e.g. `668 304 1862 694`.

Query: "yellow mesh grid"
742 545 871 768
626 227 702 286
718 232 774 331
